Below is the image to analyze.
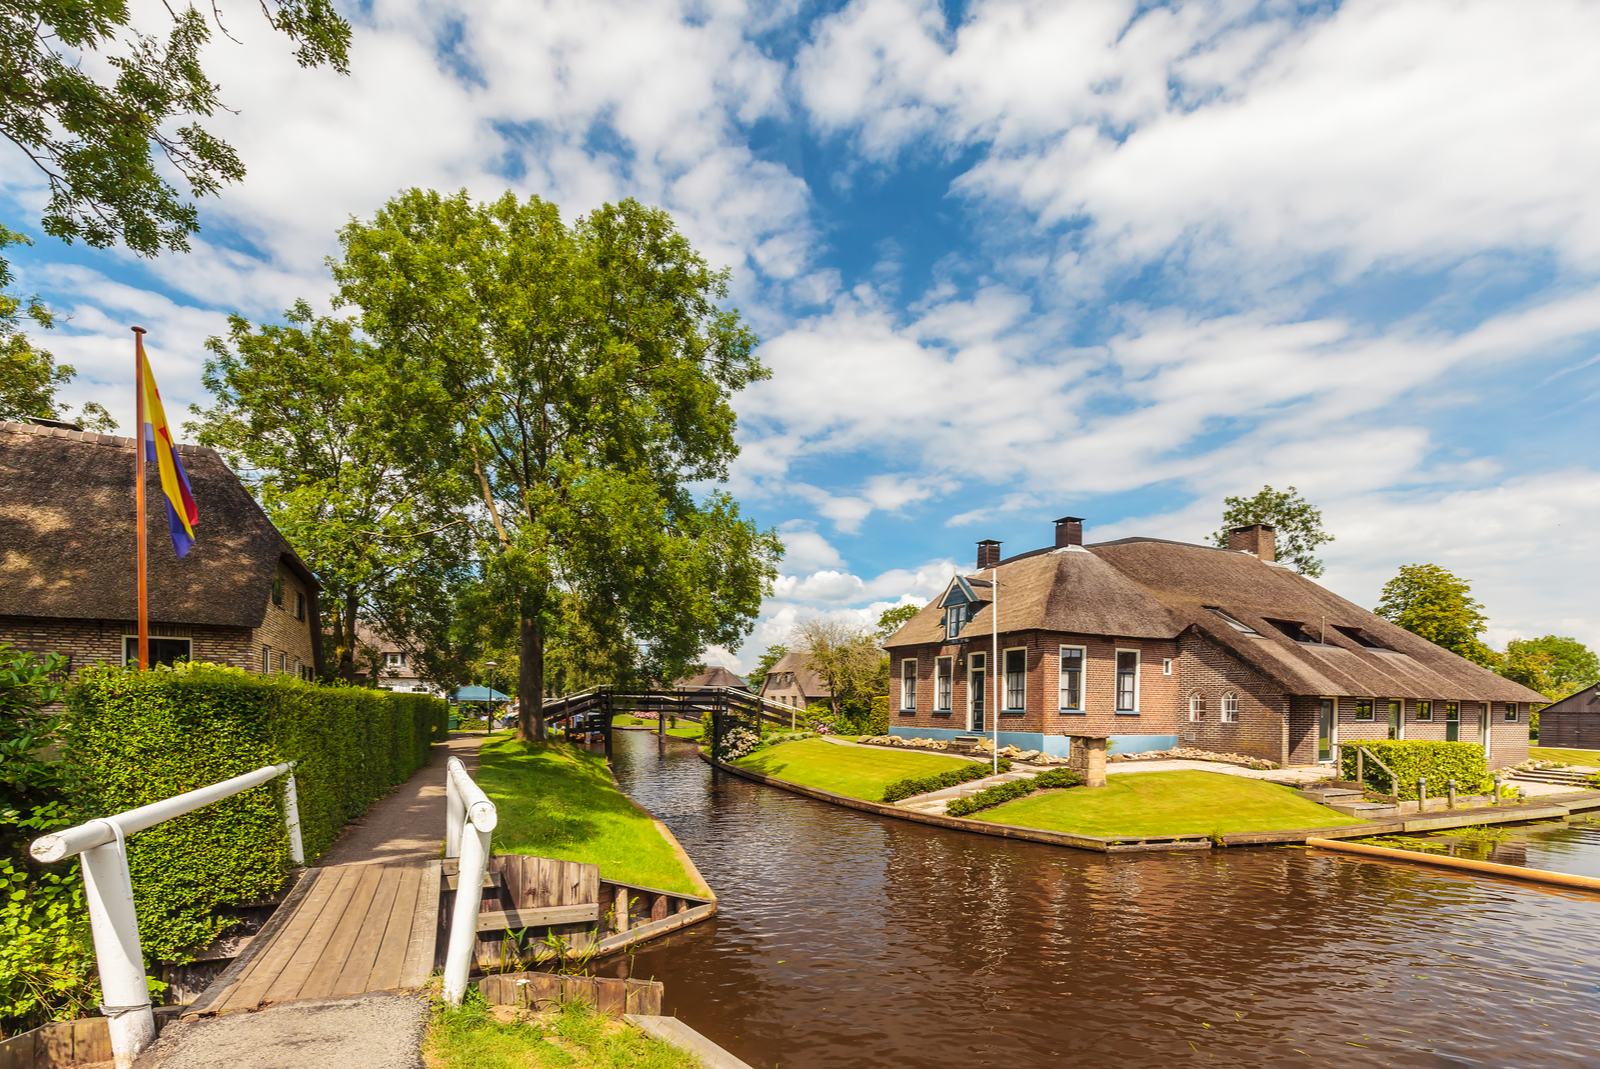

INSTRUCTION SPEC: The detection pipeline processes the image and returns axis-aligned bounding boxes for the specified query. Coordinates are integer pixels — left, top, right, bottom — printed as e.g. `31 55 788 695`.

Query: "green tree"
1374 563 1495 667
188 302 469 682
1498 635 1599 700
1208 485 1334 576
0 259 114 429
750 644 788 687
876 603 922 640
791 618 884 718
330 190 782 741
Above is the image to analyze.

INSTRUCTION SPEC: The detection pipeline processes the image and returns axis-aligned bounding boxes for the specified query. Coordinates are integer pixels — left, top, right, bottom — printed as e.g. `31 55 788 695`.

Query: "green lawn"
612 715 704 740
972 770 1364 838
1529 746 1600 766
425 996 698 1069
475 735 699 894
732 737 974 800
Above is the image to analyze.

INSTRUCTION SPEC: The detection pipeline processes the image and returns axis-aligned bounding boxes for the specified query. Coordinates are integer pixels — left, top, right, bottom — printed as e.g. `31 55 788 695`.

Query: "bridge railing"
442 756 497 1005
29 762 302 1069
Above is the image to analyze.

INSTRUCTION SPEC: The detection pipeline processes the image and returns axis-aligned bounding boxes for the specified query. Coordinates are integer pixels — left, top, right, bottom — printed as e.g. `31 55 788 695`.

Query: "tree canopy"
1374 563 1495 667
790 617 884 717
876 603 922 640
1497 635 1600 700
1208 485 1334 576
330 189 781 739
751 644 788 686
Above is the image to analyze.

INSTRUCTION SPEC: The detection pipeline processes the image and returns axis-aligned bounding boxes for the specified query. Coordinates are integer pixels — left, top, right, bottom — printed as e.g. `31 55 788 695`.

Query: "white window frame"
900 658 918 711
1504 703 1519 722
945 604 966 641
1002 646 1027 712
261 645 272 673
1162 658 1173 676
967 652 986 730
1115 648 1140 713
935 656 953 712
1221 692 1239 723
1058 645 1085 713
1188 692 1205 722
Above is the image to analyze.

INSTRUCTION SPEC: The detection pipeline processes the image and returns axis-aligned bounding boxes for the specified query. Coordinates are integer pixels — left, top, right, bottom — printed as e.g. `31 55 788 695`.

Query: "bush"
865 696 889 737
1337 739 1490 800
58 664 448 964
946 768 1082 818
881 759 1012 803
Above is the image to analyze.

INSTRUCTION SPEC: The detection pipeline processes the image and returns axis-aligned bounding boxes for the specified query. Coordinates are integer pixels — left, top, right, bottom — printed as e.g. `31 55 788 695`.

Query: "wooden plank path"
184 860 441 1017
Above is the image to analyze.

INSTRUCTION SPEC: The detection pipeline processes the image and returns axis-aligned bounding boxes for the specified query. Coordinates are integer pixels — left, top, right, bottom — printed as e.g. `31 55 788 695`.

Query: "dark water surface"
607 732 1600 1068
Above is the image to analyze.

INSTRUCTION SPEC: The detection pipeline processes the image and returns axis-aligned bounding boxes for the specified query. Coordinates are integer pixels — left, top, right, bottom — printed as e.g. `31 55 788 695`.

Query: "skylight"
1204 607 1260 635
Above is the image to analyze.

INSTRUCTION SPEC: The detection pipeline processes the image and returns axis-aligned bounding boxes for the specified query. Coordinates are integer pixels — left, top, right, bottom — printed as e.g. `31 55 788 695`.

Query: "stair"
1297 787 1366 805
1326 801 1400 818
1511 768 1593 787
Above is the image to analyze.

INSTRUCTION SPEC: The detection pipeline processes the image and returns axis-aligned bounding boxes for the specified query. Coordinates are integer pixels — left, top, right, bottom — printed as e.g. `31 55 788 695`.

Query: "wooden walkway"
185 861 441 1017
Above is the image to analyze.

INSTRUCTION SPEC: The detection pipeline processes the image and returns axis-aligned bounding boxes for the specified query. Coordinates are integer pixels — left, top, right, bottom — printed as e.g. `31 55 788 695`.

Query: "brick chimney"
1228 524 1276 562
976 539 1002 571
1054 516 1084 548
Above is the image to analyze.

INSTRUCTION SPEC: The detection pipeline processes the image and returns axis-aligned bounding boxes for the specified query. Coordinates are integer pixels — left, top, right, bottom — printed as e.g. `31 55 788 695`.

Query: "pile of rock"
1107 746 1279 771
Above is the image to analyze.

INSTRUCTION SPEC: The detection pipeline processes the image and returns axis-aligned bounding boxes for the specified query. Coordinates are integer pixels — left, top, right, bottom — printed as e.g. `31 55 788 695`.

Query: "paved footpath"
134 734 490 1069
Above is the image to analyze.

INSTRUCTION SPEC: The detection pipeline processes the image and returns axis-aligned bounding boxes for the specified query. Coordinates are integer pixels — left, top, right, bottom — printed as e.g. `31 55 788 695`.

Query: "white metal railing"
442 756 497 1005
29 762 302 1069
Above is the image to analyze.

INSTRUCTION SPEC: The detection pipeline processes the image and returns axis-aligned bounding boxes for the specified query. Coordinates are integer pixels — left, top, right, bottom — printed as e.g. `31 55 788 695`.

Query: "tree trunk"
519 613 546 743
337 590 359 682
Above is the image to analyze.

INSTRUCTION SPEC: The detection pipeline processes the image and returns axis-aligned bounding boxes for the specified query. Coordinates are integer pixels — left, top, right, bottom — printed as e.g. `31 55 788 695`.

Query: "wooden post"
1356 747 1364 789
132 327 149 671
1418 776 1427 811
1448 778 1458 809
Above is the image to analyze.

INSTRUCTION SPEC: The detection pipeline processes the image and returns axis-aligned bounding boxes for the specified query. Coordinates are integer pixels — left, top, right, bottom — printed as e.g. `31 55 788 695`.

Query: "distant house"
1535 685 1600 750
0 420 324 678
882 516 1543 769
672 665 750 691
353 622 446 697
759 651 831 710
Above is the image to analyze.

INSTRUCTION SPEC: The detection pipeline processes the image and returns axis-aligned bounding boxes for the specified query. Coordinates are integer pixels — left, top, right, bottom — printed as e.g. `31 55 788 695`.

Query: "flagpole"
133 326 149 672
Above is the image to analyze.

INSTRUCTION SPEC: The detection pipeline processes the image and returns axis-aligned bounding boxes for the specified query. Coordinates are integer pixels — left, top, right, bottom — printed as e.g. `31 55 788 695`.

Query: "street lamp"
483 661 498 735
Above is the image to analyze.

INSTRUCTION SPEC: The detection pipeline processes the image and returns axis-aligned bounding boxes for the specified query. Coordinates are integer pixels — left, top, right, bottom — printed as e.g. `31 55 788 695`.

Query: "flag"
140 358 198 557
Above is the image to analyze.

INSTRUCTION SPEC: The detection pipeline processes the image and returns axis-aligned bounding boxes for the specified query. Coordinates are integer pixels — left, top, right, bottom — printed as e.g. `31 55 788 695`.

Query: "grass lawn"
972 770 1364 838
1529 746 1600 766
425 997 698 1069
732 737 974 801
612 715 704 740
475 735 699 894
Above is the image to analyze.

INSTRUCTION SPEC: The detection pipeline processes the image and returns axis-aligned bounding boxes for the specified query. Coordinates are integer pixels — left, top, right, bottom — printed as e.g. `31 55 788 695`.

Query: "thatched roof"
884 534 1545 703
761 650 830 697
0 421 320 629
674 665 749 690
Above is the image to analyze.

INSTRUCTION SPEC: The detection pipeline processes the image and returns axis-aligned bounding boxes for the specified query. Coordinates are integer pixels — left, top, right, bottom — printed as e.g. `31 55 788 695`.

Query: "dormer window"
946 603 968 639
1204 607 1259 635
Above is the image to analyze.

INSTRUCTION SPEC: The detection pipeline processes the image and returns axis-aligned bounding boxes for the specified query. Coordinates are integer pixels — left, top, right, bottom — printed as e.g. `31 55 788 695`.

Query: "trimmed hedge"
866 696 889 737
946 768 1082 818
881 758 1012 803
1337 739 1489 800
60 664 447 962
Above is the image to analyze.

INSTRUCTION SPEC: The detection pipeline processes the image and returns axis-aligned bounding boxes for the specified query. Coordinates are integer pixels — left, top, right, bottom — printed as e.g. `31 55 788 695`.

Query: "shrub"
945 768 1082 818
881 759 1012 803
58 664 448 964
865 696 889 737
1337 739 1490 800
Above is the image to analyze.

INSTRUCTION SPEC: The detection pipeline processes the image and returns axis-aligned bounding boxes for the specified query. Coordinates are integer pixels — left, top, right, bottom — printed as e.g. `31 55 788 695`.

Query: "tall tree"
1374 563 1495 667
876 603 921 640
750 644 788 687
0 252 113 429
188 302 469 681
1498 635 1599 700
1208 485 1334 576
331 190 782 741
790 618 884 717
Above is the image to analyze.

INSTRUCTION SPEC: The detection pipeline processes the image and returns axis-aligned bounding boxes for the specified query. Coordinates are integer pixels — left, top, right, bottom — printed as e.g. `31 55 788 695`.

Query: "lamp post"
484 661 498 735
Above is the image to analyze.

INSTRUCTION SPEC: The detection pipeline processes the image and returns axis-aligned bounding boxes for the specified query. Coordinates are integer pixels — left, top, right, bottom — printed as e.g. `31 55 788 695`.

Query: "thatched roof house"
1 420 323 678
883 517 1543 768
758 650 830 709
672 665 750 690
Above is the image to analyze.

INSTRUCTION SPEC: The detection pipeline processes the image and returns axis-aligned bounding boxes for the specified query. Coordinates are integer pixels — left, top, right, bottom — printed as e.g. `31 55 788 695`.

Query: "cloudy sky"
8 0 1599 672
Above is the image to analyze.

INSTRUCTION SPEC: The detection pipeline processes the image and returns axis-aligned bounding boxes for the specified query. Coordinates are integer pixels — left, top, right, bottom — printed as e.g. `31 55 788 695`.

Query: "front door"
1446 702 1459 742
1317 698 1335 762
969 654 985 732
1388 700 1402 740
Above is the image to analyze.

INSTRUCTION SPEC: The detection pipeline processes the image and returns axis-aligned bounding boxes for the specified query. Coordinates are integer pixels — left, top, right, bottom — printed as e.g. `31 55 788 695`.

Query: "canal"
606 730 1600 1067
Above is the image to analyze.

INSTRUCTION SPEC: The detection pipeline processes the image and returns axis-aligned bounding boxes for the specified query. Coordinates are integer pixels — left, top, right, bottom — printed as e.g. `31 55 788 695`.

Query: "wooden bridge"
540 685 801 758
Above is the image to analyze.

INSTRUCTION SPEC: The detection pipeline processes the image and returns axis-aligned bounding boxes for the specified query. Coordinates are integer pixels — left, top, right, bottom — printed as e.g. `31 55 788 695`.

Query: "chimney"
1228 523 1276 563
976 539 1002 571
1054 516 1084 548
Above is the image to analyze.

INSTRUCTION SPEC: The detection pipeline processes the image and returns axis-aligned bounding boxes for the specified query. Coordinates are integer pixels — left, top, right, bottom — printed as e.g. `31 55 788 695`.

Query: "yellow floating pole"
1307 836 1600 891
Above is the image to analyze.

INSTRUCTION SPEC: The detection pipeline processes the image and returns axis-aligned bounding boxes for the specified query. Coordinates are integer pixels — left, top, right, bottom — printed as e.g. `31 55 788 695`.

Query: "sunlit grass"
732 737 973 800
424 994 701 1069
1529 746 1600 766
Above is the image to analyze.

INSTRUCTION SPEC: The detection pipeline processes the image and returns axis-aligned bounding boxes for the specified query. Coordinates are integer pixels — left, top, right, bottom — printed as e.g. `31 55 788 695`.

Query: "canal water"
607 731 1600 1068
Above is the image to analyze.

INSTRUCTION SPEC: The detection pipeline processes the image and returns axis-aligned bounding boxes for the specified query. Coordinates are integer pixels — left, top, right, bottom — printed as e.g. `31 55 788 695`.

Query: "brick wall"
0 615 255 675
1333 696 1528 770
250 563 318 678
1175 632 1290 765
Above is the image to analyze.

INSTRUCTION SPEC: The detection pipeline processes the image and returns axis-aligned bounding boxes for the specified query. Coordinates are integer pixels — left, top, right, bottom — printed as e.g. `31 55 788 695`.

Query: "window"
1204 607 1259 635
279 651 288 674
1505 703 1519 722
901 659 918 711
386 652 406 667
1221 693 1239 723
1334 626 1387 650
935 657 953 712
1058 647 1084 712
1162 658 1173 675
1355 699 1374 721
1189 692 1206 722
294 591 306 621
1387 700 1402 740
945 604 968 640
298 664 315 681
1003 648 1026 711
123 636 191 667
271 573 284 607
1264 618 1314 643
1115 650 1139 712
1445 702 1459 722
1416 701 1432 721
262 646 272 673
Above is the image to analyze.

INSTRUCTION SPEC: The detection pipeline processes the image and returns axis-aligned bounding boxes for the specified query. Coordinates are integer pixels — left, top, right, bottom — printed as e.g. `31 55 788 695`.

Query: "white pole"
285 773 304 866
991 562 1000 775
78 824 155 1069
442 757 497 1005
445 767 464 860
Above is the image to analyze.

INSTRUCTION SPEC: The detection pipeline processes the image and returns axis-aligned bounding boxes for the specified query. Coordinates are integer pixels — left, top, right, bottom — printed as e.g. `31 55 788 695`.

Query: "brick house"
0 420 324 679
882 517 1543 769
352 622 445 696
758 651 831 709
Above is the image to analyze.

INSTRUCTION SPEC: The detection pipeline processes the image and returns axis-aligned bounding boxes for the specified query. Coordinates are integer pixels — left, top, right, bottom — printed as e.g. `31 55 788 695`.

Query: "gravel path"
135 995 429 1069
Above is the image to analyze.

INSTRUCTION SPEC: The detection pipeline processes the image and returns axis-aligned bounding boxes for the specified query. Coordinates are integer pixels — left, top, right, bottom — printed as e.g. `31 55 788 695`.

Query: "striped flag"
140 358 198 557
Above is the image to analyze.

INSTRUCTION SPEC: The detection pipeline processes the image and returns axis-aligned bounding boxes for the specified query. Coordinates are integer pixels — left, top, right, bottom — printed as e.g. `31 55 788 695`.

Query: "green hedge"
866 696 890 737
881 759 1012 803
1337 739 1489 800
60 665 448 962
946 768 1082 818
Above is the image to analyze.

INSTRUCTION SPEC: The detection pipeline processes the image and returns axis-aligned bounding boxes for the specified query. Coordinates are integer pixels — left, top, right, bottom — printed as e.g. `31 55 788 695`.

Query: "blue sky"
6 0 1599 671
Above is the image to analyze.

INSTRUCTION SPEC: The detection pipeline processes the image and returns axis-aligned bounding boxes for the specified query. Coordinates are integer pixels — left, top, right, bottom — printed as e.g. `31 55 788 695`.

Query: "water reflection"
608 731 1600 1068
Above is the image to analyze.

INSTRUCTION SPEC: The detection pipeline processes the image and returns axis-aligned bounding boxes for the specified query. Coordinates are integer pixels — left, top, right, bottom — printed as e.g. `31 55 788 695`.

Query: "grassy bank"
475 735 699 893
425 996 699 1069
1529 746 1600 766
612 715 704 741
732 737 973 801
971 770 1363 837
